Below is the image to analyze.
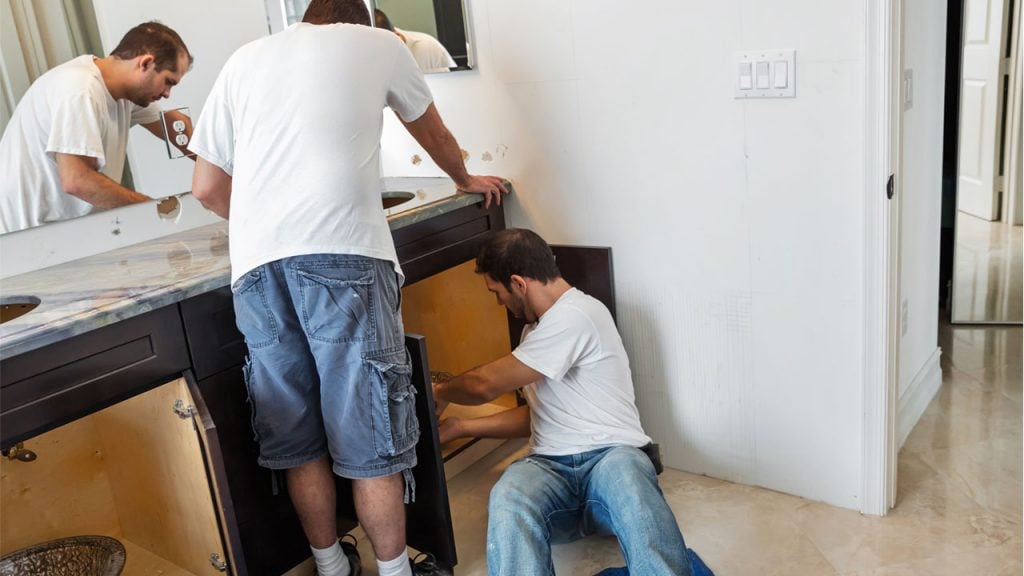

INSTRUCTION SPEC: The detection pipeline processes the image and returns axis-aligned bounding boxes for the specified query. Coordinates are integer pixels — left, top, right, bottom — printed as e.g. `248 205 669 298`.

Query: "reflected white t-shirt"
189 23 433 284
512 288 652 456
0 55 160 233
397 28 457 73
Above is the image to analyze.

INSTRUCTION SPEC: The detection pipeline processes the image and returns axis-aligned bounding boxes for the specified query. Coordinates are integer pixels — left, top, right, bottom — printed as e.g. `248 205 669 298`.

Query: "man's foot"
339 534 362 576
409 552 452 576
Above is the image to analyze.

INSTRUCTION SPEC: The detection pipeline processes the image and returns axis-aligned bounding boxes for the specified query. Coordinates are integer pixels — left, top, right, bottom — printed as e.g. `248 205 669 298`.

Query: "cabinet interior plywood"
401 260 511 374
0 416 121 554
120 536 195 576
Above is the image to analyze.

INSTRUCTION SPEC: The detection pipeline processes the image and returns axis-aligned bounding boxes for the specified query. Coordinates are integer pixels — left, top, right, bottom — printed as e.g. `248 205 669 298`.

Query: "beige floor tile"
839 536 1022 576
666 479 835 576
902 366 1021 455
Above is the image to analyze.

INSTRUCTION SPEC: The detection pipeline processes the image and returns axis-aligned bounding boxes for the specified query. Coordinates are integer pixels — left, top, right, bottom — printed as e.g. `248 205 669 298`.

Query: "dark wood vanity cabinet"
0 199 503 575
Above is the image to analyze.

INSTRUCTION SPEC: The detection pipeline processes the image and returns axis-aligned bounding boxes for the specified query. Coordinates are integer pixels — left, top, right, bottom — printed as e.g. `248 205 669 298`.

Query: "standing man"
433 229 695 576
0 22 193 233
188 1 507 575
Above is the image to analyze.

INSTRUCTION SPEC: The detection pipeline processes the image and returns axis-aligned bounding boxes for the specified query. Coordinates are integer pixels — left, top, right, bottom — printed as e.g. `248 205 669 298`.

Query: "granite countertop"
0 177 494 358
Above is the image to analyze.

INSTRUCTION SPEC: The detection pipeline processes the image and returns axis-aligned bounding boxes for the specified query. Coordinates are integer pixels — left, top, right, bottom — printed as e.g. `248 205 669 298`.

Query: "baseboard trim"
897 347 943 449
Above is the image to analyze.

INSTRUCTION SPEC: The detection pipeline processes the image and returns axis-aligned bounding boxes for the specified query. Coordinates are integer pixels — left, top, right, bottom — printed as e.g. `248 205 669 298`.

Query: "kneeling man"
433 228 694 576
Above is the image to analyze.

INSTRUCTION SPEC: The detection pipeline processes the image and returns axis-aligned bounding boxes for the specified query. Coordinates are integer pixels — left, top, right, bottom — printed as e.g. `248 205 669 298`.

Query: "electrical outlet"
901 300 909 336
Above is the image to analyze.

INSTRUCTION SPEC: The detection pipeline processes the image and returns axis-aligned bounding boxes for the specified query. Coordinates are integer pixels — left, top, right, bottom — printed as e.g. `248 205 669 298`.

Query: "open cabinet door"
90 377 230 575
185 372 246 575
957 0 1008 221
404 333 458 569
507 245 616 347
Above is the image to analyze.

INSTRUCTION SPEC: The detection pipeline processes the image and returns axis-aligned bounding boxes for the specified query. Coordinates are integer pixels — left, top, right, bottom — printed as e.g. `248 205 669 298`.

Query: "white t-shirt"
0 55 160 233
512 287 652 456
398 28 457 73
190 23 433 284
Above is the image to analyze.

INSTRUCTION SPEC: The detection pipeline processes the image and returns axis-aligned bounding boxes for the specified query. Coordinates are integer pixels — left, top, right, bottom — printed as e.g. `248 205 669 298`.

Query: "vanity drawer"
0 305 191 449
180 286 246 380
394 201 505 285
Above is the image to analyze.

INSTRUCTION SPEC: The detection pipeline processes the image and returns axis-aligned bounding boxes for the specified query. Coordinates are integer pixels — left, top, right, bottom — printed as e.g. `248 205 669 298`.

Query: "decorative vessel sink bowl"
0 535 126 576
0 296 40 325
382 191 415 210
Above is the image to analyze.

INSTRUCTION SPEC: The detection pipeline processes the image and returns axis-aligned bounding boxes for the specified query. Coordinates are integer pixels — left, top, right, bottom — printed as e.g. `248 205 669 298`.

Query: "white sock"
377 550 412 576
311 542 352 576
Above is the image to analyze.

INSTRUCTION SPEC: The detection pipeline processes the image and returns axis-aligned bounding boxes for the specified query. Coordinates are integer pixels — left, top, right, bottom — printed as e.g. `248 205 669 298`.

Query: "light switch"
773 61 788 88
734 49 795 99
755 62 770 89
738 62 753 89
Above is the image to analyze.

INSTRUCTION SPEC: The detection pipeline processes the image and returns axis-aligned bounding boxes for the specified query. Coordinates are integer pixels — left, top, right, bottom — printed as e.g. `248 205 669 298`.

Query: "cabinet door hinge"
172 399 196 419
210 552 228 572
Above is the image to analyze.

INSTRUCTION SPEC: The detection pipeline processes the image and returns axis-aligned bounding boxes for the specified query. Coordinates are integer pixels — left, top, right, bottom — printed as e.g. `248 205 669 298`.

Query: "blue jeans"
487 446 693 576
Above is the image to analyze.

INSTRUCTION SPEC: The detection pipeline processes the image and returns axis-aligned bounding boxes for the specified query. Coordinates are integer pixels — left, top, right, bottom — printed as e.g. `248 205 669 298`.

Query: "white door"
958 0 1008 221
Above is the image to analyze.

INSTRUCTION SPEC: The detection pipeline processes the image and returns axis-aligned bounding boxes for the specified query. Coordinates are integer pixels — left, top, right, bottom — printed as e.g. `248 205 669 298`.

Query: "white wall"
897 0 946 427
383 0 868 509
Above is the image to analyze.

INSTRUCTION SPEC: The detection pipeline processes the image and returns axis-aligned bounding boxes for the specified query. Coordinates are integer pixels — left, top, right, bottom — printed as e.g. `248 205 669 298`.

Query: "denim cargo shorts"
232 253 419 479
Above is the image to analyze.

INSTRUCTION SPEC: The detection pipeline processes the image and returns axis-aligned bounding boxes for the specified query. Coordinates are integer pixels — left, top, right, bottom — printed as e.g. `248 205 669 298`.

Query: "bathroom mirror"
0 0 270 235
269 0 474 72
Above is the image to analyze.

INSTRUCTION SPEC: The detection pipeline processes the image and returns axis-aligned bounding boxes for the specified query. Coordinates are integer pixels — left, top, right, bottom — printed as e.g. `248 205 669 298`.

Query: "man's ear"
509 274 528 295
138 54 156 72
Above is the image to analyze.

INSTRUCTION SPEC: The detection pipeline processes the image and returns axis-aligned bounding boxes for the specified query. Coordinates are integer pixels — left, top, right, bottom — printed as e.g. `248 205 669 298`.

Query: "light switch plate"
734 49 796 99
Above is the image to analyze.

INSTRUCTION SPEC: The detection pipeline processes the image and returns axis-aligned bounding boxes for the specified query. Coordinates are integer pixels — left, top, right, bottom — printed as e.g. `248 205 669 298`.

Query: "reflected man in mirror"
432 229 696 575
0 21 194 234
189 0 506 575
374 9 456 73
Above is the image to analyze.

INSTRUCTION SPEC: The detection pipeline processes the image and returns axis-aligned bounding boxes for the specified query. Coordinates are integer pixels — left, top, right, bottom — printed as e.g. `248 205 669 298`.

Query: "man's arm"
191 157 232 219
141 109 195 160
398 103 509 208
55 153 151 209
433 353 544 413
438 405 531 444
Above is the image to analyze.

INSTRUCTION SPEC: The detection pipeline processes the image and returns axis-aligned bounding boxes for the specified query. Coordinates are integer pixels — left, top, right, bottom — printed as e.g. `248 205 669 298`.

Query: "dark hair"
373 9 395 31
110 21 193 72
475 229 562 289
302 0 371 26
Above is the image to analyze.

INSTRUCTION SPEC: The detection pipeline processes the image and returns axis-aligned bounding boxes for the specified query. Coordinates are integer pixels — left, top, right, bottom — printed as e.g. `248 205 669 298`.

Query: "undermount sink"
0 296 40 325
382 191 415 210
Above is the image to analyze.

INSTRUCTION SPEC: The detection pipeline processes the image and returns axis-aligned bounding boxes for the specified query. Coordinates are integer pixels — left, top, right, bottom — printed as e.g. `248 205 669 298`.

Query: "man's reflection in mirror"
0 22 194 234
374 9 456 74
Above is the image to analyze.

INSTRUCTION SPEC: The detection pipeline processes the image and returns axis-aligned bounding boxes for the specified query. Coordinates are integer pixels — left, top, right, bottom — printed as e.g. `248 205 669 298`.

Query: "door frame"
862 0 903 516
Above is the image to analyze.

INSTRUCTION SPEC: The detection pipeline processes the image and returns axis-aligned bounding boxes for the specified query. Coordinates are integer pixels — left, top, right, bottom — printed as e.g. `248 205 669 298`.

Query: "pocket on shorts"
365 346 420 458
296 264 376 343
232 269 279 349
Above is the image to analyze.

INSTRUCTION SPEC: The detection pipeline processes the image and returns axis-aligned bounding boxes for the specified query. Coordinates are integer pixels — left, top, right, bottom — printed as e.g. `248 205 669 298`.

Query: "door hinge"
210 552 228 572
886 174 895 200
172 399 196 420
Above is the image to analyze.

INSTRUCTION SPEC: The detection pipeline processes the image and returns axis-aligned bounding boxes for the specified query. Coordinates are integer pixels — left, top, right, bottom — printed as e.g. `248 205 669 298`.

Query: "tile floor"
952 213 1023 323
348 321 1022 575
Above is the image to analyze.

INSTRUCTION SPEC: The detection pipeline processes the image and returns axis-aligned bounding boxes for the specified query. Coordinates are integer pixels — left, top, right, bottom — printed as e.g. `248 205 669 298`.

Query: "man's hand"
432 381 450 418
438 417 464 444
455 175 509 209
